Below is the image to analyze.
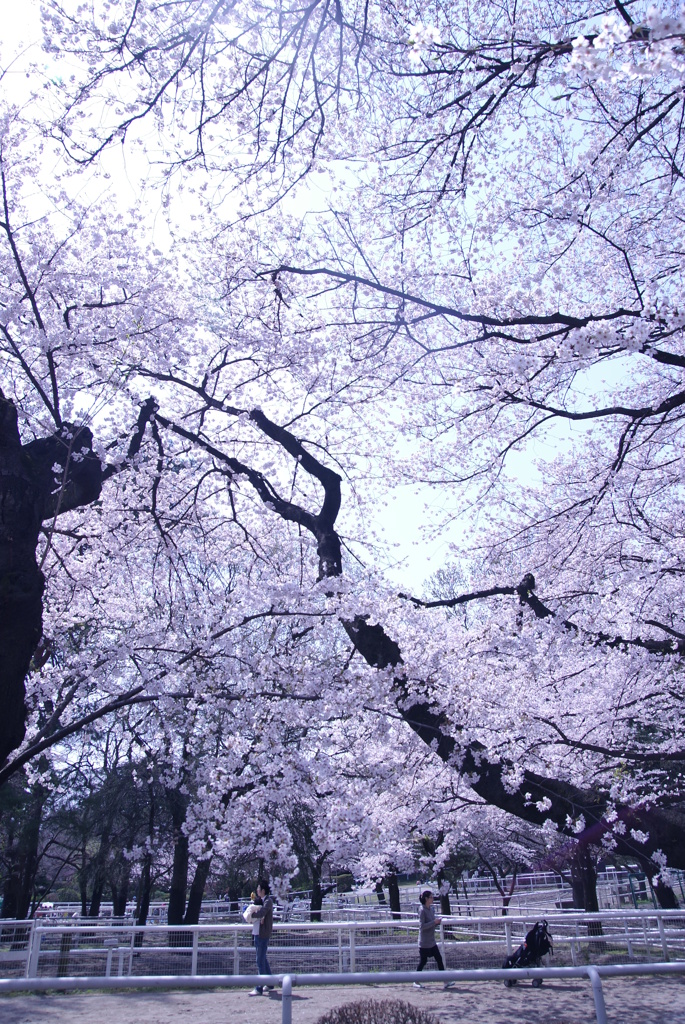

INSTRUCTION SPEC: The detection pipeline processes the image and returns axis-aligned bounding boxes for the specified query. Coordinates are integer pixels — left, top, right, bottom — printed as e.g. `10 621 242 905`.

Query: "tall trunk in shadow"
374 880 386 906
570 846 604 945
111 865 130 918
436 871 452 917
0 776 47 920
309 876 323 925
570 846 600 913
653 878 679 909
88 818 113 918
135 785 156 935
308 852 329 923
166 788 189 928
638 858 680 909
135 852 153 940
167 832 189 932
386 872 401 919
183 857 212 925
78 839 88 917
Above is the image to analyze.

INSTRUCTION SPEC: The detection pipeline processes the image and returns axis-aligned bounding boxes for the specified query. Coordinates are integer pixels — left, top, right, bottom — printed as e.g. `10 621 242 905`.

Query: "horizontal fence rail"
30 869 685 924
2 961 685 1024
1 908 683 981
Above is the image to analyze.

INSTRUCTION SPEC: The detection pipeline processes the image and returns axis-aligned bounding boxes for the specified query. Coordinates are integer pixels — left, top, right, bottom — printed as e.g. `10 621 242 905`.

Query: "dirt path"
2 976 685 1024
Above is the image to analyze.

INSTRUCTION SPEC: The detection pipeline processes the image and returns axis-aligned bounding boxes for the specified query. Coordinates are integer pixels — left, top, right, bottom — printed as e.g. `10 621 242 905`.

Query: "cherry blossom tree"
2 0 685 918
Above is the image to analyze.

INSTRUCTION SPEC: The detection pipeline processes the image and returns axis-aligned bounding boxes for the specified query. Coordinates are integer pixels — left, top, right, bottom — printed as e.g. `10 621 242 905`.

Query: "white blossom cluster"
570 8 685 83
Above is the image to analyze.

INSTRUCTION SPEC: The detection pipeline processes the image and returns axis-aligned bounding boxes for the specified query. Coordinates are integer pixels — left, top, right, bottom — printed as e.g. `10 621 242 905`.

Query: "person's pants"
254 935 272 991
417 945 444 971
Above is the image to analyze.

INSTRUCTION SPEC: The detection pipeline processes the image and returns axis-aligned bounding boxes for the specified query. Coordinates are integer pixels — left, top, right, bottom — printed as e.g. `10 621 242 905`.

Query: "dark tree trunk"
653 879 679 909
309 855 328 923
386 872 401 919
225 877 243 915
89 880 105 918
134 851 153 947
569 846 603 942
436 871 451 917
305 851 327 925
638 858 680 909
183 857 212 925
0 394 103 768
167 833 189 927
374 880 386 905
0 398 46 768
88 822 113 918
570 846 600 913
1 782 46 919
136 852 153 928
111 869 130 917
309 876 323 925
166 787 190 927
135 785 156 930
79 841 88 917
1 866 22 919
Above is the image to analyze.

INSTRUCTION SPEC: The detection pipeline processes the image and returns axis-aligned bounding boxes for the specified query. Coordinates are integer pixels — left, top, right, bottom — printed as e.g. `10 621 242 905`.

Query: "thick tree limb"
155 408 342 580
342 612 685 869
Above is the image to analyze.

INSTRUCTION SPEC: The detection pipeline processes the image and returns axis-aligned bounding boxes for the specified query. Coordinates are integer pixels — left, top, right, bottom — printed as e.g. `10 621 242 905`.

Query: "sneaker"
413 982 423 989
248 988 262 996
443 981 455 990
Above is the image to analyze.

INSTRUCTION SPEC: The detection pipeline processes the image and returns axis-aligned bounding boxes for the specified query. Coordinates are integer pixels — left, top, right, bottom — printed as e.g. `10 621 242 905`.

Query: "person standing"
413 889 452 989
248 879 274 995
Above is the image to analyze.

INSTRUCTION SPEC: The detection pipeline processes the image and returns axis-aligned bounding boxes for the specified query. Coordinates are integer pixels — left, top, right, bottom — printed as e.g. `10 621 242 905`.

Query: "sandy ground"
2 977 685 1024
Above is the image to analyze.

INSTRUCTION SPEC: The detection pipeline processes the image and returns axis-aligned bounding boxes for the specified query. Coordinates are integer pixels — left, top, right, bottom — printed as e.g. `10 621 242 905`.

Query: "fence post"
26 926 42 978
657 914 669 961
22 921 35 979
349 926 356 973
627 874 639 909
440 919 446 962
338 927 342 973
586 966 608 1024
504 919 513 955
233 928 239 975
624 920 633 959
191 929 199 976
103 936 117 978
282 974 293 1024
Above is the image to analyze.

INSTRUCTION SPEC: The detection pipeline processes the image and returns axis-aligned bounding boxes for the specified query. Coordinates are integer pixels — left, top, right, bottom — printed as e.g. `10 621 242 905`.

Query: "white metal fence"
2 962 685 1024
1 908 683 981
32 868 683 925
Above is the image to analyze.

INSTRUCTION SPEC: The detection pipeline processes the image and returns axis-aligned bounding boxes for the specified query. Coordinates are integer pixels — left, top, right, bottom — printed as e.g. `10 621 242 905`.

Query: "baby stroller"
502 920 553 987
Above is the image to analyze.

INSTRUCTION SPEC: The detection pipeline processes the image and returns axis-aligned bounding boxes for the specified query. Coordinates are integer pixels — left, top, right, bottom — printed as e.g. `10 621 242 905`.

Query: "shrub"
316 998 442 1024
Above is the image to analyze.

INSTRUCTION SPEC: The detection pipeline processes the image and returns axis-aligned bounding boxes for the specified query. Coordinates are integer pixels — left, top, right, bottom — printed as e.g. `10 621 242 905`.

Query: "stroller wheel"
504 979 516 988
532 978 543 988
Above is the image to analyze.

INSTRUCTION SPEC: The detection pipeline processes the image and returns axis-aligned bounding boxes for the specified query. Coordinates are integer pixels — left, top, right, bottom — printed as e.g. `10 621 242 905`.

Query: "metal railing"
1 961 685 1024
31 868 684 924
1 907 683 981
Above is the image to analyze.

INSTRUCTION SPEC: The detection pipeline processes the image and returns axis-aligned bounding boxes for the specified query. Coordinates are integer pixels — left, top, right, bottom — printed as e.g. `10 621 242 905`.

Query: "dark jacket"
253 894 274 940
